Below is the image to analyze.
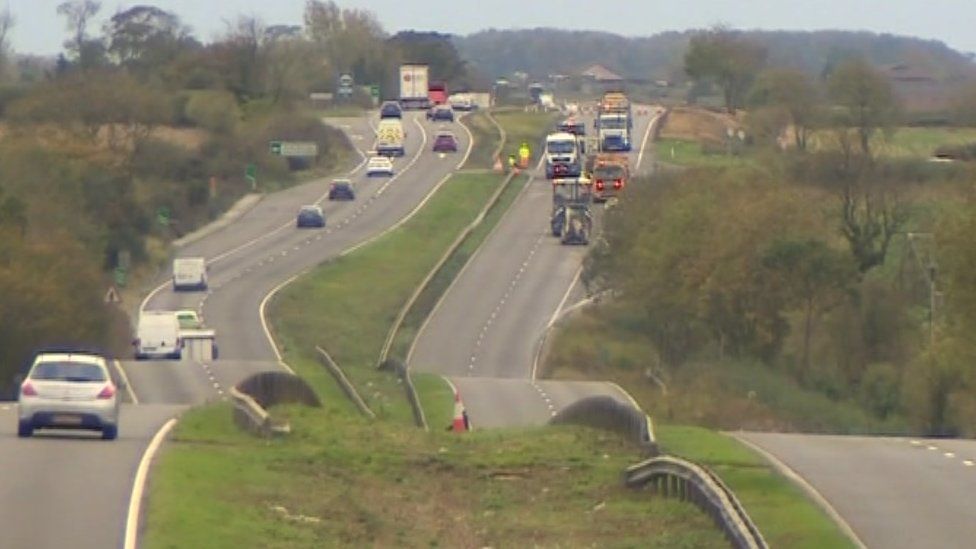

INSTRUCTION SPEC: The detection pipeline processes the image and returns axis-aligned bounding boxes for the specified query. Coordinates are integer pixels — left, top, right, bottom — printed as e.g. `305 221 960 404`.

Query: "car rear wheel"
17 420 33 438
102 424 118 440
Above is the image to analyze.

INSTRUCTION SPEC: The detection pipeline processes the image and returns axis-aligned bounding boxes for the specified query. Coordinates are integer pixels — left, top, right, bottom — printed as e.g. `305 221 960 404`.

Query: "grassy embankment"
144 110 730 547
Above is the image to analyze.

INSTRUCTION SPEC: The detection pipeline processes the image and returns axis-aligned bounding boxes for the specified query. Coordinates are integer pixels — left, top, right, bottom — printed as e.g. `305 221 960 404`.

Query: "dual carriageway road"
4 102 974 549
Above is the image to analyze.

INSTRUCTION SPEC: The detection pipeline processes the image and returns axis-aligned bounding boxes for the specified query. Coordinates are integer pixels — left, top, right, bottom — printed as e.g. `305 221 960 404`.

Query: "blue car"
328 180 356 201
296 205 325 228
380 101 402 119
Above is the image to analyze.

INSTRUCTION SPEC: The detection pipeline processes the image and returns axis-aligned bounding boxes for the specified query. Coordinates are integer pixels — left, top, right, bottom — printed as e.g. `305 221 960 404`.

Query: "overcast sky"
7 0 976 56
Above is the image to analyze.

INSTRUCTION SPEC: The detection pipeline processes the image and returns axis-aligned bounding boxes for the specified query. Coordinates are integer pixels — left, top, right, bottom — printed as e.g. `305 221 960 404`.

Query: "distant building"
579 64 624 95
580 64 624 83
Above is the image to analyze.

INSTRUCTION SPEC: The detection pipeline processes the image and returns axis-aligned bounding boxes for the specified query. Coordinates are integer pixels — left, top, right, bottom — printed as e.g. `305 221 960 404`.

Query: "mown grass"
656 425 856 549
460 110 502 170
493 108 560 166
656 137 755 168
809 126 976 158
145 403 727 548
269 172 505 424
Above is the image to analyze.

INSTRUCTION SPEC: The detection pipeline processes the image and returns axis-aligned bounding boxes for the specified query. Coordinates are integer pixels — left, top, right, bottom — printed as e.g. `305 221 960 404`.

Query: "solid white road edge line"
258 271 302 374
124 417 178 549
113 359 139 405
455 112 476 169
635 108 662 173
530 266 583 381
731 433 869 549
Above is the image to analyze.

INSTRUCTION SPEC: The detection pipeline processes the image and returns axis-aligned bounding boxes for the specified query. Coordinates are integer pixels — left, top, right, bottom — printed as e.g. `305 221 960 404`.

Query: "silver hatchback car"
17 352 121 440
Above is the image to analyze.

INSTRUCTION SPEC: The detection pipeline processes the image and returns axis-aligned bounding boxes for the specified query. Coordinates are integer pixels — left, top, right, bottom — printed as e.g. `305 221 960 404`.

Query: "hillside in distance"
455 28 975 82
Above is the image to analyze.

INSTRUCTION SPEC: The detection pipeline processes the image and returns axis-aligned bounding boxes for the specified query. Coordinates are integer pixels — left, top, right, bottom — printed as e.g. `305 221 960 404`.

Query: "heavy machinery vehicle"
550 177 593 245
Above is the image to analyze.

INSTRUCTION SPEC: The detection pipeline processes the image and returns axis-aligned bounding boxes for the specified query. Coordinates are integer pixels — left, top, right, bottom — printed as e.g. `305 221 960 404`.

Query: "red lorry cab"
428 81 448 105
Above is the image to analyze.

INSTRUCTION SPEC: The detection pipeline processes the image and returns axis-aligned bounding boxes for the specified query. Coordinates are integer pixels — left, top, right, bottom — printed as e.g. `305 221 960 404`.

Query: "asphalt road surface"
409 105 664 427
736 432 976 549
0 111 472 549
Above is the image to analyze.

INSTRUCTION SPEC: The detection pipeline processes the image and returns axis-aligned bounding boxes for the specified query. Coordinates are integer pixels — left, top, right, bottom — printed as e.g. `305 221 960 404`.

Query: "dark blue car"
380 101 402 119
296 205 325 228
328 180 356 201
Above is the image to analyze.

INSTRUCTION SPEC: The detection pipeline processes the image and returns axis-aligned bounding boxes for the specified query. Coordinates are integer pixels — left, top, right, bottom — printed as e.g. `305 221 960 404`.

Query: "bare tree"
827 58 899 158
57 0 105 69
0 7 15 80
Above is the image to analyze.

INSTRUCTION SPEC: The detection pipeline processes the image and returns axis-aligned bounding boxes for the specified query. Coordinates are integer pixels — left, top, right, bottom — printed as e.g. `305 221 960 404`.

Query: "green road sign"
369 84 380 98
113 267 127 288
269 141 282 155
156 206 170 227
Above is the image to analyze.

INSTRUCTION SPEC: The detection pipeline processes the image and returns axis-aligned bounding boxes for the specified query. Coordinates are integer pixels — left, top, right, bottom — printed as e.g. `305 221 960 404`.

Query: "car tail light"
613 179 623 189
21 382 37 397
98 385 116 399
595 180 605 191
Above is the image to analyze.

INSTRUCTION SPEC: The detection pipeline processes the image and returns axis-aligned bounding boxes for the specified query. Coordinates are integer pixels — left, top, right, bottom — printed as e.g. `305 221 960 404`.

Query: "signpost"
338 73 354 98
245 163 257 189
156 206 170 227
269 141 319 157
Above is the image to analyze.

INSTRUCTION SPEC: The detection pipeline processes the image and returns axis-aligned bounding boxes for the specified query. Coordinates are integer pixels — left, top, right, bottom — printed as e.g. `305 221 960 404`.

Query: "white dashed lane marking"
907 439 975 470
465 233 545 372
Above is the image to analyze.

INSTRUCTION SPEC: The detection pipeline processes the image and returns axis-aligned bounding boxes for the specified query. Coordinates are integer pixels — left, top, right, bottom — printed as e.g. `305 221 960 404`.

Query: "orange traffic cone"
452 390 469 432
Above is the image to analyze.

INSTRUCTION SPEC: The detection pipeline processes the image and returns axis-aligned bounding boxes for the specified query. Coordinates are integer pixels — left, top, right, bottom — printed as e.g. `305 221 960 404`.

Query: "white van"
134 311 182 360
173 257 208 291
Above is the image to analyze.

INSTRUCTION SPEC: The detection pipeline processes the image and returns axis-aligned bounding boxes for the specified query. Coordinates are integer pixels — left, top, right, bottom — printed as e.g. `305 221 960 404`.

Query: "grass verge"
145 404 728 548
656 137 755 168
656 425 856 549
460 110 502 170
270 172 505 424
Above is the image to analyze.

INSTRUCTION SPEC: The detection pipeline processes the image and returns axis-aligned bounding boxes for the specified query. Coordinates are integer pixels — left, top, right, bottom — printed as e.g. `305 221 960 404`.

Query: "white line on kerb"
113 359 139 405
124 417 178 549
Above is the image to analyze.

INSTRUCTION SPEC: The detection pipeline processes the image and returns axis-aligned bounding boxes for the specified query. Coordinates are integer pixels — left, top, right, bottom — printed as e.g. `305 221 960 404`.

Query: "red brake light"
98 385 116 399
613 179 623 189
21 382 37 397
595 180 605 190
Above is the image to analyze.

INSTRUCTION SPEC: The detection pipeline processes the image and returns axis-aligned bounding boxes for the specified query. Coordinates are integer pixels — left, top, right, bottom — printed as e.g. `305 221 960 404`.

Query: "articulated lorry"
399 64 430 110
596 91 633 152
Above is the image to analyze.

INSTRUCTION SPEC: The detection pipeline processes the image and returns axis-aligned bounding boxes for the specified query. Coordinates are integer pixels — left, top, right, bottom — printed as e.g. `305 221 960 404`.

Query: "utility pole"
908 232 938 348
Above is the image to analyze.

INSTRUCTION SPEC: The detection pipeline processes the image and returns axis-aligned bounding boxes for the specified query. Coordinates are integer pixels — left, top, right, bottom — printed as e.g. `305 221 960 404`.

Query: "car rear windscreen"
31 362 107 382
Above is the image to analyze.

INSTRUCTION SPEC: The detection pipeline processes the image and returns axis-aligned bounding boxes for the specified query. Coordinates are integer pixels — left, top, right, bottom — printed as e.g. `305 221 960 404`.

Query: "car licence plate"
52 414 83 426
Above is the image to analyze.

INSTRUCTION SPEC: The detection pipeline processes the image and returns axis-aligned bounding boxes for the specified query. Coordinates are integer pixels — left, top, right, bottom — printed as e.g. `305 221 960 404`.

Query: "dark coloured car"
432 132 458 152
427 105 454 122
296 205 325 228
557 120 586 137
328 180 355 201
380 101 402 119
